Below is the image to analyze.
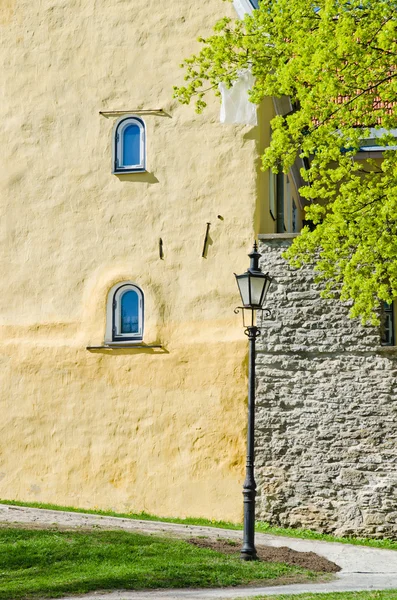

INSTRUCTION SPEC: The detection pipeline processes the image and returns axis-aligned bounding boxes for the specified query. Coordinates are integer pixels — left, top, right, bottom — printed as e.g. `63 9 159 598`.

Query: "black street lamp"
235 242 272 561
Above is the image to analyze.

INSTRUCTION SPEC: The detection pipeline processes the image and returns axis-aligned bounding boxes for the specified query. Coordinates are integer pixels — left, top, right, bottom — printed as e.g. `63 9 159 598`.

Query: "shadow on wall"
243 127 259 141
116 173 159 184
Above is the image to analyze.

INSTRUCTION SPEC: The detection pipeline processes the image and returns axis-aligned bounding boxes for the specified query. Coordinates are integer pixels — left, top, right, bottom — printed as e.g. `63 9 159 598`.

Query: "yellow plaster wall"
257 99 305 234
256 98 274 234
0 0 273 520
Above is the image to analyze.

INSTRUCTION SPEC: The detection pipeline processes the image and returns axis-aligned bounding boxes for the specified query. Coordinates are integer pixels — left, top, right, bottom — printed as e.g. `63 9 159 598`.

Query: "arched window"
113 116 146 173
105 283 144 342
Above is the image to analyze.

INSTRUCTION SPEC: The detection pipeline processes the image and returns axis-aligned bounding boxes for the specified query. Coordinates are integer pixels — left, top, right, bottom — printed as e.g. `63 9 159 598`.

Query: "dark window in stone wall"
381 302 395 346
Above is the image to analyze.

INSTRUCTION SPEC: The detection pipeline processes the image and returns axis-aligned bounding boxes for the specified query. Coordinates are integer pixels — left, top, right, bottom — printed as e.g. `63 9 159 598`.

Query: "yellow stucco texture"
0 339 247 519
0 0 272 520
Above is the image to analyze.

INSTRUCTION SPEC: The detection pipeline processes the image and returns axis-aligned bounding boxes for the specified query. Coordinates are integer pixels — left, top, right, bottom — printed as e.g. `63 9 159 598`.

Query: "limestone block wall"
256 235 397 539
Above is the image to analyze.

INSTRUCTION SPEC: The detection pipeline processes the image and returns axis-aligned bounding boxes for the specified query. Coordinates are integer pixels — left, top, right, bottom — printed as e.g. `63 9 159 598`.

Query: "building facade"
2 0 394 539
0 0 304 519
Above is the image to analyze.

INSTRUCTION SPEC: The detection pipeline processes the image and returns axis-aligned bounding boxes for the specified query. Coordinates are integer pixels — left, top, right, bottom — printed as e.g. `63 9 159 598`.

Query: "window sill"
87 344 162 350
377 345 397 353
259 233 300 240
113 168 147 175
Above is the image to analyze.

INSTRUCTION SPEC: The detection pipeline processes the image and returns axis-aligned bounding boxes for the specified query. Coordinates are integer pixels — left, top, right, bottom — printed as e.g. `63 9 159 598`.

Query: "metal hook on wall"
202 223 211 258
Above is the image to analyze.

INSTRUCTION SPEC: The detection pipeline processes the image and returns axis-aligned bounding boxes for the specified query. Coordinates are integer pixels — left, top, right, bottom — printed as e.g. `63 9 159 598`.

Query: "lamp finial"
248 242 261 273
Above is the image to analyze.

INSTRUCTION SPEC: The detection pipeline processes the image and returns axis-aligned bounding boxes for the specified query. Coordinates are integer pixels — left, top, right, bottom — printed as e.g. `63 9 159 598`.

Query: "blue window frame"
112 283 144 341
113 116 146 173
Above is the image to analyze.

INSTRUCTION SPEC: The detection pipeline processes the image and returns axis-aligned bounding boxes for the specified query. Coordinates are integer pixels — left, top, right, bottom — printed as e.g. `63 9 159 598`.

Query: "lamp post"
235 242 272 561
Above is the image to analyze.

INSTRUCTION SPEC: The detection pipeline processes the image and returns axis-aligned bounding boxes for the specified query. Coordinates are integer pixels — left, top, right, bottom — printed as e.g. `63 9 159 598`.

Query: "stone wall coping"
259 233 300 240
376 346 397 353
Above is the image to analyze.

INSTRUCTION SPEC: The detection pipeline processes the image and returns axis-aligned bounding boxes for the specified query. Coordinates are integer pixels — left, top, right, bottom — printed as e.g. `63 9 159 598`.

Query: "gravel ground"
187 537 340 573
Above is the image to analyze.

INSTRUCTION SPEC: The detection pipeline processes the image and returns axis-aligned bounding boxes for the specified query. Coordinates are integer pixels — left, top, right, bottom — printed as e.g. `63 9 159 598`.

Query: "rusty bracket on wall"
202 222 211 258
99 109 170 118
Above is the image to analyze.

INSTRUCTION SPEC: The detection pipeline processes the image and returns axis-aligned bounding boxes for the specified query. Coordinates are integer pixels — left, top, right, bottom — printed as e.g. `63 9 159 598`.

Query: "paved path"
1 504 397 598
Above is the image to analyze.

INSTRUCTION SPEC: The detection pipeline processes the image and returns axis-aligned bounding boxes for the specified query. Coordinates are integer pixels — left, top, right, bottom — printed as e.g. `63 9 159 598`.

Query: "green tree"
174 0 397 323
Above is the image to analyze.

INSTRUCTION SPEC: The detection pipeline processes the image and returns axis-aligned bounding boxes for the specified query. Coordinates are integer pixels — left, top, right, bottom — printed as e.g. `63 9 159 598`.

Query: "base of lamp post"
240 475 258 560
240 552 257 561
240 553 257 561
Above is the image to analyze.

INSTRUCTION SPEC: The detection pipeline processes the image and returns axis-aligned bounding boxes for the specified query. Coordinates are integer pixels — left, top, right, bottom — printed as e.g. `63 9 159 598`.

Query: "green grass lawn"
0 527 318 600
248 593 397 600
2 498 397 551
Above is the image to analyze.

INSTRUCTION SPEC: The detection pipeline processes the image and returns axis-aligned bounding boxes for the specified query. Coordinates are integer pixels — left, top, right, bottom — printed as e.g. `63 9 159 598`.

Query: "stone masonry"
255 235 397 539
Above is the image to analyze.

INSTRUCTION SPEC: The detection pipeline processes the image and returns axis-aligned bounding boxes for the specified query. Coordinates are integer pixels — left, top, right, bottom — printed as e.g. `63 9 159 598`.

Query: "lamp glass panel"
250 276 267 306
236 275 250 306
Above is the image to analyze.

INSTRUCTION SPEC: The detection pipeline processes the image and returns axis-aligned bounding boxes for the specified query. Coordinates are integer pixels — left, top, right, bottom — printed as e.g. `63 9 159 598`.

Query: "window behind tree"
381 302 395 346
